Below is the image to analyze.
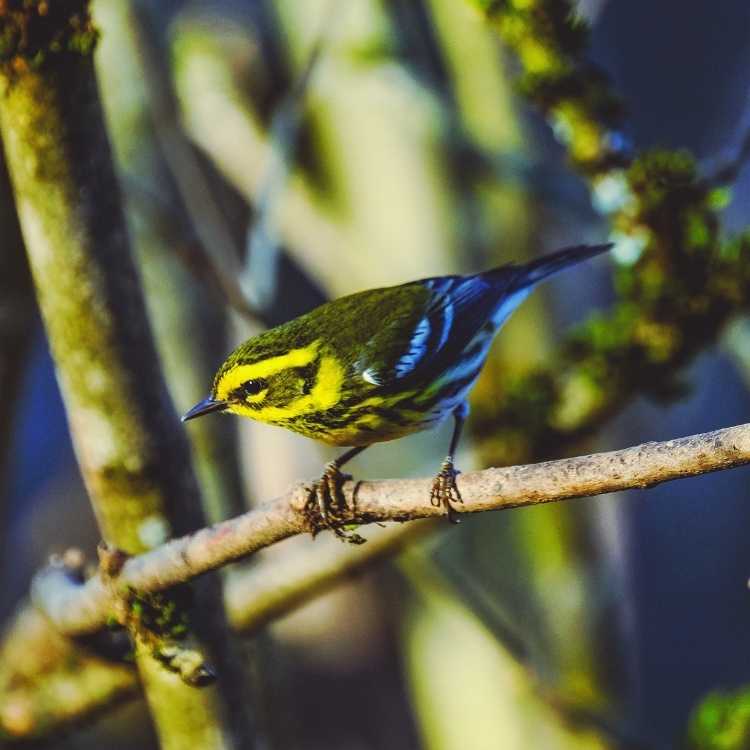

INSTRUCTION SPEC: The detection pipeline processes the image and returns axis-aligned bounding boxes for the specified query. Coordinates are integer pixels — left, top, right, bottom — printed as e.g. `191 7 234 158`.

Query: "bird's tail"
510 242 612 289
476 243 610 332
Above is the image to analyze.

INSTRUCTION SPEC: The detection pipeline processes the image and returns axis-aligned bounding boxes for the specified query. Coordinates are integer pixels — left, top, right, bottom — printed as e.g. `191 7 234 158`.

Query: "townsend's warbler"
183 243 610 541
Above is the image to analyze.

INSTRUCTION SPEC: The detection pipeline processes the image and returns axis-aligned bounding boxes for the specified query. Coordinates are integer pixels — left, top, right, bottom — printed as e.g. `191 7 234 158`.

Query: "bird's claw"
307 462 366 545
430 458 463 523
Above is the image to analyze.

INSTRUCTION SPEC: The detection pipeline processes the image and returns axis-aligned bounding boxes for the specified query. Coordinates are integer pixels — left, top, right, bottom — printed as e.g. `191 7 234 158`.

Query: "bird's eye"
240 379 266 397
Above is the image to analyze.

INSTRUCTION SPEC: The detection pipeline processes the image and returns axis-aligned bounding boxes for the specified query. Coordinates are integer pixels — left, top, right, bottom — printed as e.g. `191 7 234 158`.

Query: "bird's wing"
355 268 520 387
355 243 610 388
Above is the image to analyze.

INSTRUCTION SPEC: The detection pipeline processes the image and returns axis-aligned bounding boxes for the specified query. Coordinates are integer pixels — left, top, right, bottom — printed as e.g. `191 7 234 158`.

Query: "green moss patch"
0 0 98 69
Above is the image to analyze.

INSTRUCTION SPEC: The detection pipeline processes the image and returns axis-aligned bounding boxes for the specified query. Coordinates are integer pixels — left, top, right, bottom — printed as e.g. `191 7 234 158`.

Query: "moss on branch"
468 0 750 466
688 686 750 750
0 0 97 70
470 0 626 173
0 605 136 741
476 149 749 459
0 9 255 746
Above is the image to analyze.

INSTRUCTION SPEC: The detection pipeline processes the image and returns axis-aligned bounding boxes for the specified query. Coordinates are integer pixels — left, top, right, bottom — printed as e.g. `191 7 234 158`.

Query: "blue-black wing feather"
357 243 610 387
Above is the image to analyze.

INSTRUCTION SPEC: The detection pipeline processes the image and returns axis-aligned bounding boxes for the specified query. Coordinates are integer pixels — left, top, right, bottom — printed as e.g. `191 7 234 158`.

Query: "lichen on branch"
471 0 627 174
467 0 750 467
474 154 750 464
0 0 98 69
0 5 255 745
24 420 750 640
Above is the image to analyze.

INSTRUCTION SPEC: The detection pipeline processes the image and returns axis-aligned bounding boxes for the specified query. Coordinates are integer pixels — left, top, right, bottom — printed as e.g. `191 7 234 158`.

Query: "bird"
183 243 611 542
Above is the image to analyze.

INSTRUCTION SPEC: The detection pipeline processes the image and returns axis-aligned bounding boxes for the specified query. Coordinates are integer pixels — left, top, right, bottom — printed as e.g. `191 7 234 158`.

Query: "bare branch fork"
31 422 750 638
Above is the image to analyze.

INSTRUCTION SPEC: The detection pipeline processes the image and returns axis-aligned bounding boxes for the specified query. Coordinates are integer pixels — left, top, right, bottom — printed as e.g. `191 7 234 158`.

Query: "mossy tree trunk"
93 0 247 526
0 3 255 748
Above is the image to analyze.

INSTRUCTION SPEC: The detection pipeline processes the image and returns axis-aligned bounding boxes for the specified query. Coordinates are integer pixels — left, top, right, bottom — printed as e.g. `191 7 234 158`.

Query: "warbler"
183 243 610 540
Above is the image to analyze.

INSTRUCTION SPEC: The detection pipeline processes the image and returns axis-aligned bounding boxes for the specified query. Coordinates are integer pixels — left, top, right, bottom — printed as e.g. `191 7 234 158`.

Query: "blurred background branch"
0 145 33 534
468 0 750 465
3 420 750 742
0 2 257 747
27 420 750 637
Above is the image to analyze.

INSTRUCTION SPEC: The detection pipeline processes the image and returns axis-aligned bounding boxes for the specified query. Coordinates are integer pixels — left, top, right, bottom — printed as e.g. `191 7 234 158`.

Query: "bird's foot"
306 462 366 545
430 457 463 523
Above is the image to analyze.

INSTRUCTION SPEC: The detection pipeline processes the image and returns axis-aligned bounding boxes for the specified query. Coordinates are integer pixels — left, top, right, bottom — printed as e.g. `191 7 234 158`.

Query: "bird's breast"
280 333 494 446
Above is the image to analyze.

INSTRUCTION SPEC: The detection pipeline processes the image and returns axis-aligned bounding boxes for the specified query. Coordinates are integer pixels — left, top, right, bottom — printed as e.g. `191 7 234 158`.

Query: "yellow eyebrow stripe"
216 342 320 400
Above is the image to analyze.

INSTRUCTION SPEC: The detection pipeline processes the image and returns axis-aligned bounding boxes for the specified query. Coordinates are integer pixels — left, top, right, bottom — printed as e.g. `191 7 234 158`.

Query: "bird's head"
182 333 345 425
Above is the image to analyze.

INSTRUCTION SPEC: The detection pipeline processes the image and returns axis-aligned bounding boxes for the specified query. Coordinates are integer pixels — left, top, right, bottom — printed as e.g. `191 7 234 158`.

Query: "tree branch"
4 421 749 739
30 421 750 639
225 520 435 633
0 604 137 741
463 0 750 471
0 3 255 745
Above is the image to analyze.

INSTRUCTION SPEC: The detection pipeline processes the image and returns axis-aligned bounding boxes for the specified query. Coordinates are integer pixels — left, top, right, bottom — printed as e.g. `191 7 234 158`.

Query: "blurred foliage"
400 547 614 750
471 0 627 174
462 2 750 741
689 687 750 750
469 0 750 466
476 164 750 463
0 0 97 66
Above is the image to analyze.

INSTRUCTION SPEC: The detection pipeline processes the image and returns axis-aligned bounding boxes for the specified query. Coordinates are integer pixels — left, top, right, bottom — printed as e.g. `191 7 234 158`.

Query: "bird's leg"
430 403 468 523
308 445 368 544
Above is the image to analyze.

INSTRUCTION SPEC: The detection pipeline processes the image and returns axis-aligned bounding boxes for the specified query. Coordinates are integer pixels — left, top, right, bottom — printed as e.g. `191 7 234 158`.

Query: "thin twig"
30 421 750 638
707 122 750 186
226 520 435 632
122 175 268 325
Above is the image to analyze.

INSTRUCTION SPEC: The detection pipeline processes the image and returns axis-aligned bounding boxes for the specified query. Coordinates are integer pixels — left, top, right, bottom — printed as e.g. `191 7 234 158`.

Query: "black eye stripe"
245 379 267 395
299 363 317 395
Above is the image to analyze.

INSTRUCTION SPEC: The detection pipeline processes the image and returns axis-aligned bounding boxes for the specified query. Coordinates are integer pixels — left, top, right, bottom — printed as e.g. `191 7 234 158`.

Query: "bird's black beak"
181 397 228 422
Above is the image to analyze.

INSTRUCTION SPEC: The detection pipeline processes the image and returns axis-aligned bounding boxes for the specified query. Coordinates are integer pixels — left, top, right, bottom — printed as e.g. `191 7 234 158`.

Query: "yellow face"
213 340 346 425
